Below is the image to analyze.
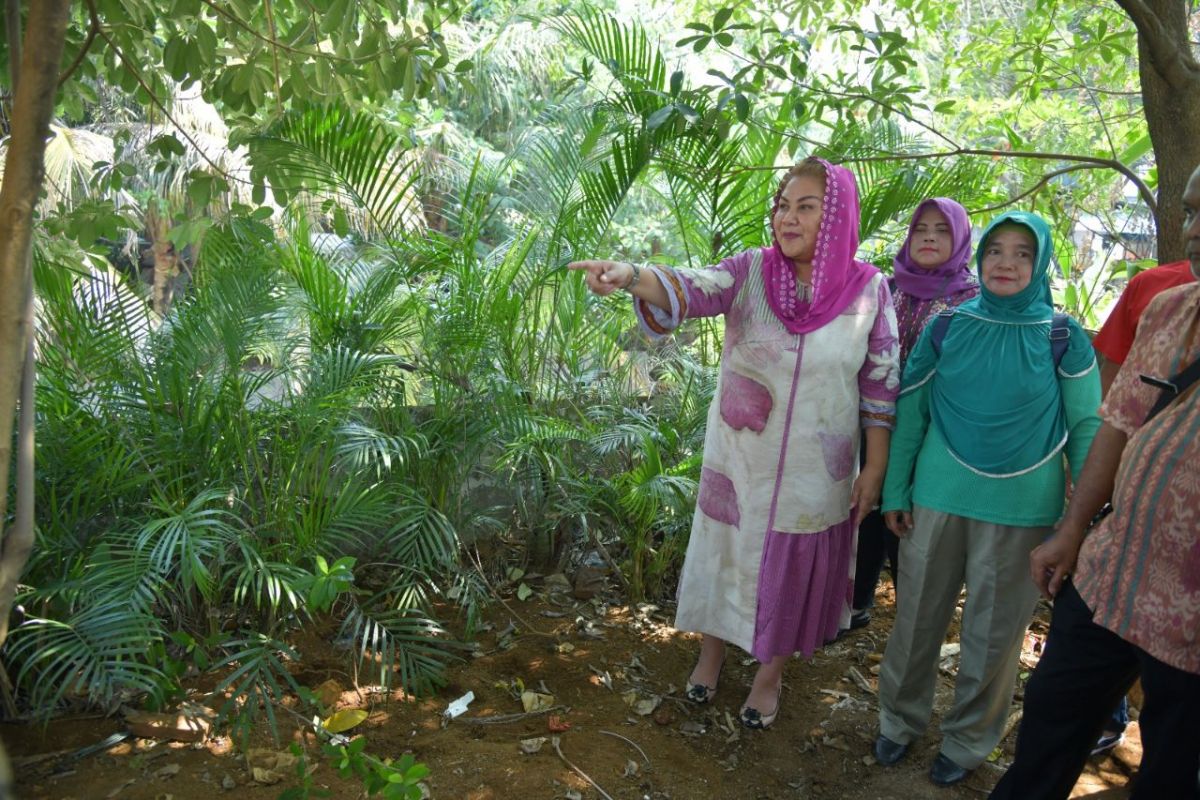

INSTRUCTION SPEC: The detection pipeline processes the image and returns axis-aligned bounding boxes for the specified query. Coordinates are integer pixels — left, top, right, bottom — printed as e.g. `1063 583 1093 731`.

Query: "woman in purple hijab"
849 198 979 629
571 159 900 728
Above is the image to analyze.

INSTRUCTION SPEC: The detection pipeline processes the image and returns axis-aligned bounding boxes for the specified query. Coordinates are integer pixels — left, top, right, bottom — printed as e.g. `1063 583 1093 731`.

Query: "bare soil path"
7 580 1136 799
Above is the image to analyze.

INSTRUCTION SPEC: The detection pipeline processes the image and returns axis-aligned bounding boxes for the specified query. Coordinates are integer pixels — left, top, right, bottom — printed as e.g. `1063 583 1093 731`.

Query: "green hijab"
900 211 1091 477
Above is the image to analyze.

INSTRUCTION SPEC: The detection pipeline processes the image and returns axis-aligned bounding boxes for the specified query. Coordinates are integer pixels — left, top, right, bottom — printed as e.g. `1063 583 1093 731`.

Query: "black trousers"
989 582 1200 800
852 508 899 610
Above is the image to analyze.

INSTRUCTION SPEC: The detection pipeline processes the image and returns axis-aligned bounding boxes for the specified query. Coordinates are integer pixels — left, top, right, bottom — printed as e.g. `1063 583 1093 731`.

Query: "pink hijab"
761 159 879 334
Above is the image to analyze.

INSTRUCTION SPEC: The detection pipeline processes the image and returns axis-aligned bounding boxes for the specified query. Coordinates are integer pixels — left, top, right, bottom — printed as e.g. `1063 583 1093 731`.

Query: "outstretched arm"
568 260 670 310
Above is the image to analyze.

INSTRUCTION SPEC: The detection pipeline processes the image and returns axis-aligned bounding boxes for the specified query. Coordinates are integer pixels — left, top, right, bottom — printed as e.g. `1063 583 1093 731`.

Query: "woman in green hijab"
870 211 1101 787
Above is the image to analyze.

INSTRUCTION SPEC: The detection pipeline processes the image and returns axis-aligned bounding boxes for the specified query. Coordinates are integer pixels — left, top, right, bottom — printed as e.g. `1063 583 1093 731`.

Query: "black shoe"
1090 729 1124 756
685 657 724 704
929 753 970 786
739 684 782 730
849 609 871 630
873 735 908 766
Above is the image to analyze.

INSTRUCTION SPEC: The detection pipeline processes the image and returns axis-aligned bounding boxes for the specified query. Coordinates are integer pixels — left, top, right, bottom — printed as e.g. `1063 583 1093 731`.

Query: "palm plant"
12 203 461 729
10 4 1023 730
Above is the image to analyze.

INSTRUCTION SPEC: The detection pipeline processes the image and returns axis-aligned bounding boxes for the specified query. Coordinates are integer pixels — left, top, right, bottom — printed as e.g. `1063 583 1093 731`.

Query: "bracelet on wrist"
625 262 641 290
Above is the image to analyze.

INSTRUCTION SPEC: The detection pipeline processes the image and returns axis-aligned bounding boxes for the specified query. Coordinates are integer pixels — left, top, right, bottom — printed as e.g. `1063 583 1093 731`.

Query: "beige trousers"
878 505 1047 768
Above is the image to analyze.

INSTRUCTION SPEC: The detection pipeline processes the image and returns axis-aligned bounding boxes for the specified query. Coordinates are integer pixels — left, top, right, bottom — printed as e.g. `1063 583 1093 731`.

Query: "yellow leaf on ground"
521 691 554 712
322 708 369 733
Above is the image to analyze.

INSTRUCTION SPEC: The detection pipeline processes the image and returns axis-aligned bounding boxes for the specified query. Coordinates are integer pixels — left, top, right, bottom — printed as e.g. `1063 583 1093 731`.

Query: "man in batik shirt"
989 168 1200 800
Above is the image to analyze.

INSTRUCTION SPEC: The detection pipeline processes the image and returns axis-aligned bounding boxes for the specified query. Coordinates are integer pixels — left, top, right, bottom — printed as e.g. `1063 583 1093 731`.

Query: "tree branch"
715 41 962 151
1114 0 1200 91
263 0 284 116
4 0 19 81
56 0 99 89
198 0 342 61
973 164 1096 214
728 146 1157 217
196 0 430 66
838 148 1156 216
95 24 251 186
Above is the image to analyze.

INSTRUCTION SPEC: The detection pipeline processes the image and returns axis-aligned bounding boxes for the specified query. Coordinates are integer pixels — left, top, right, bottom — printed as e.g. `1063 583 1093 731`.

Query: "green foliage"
322 736 430 799
13 0 1168 743
6 0 463 128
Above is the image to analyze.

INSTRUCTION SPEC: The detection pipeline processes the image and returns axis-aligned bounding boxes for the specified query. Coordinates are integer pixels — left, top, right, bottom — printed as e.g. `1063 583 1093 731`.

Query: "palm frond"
338 596 459 696
229 542 307 615
135 489 243 604
249 106 426 239
547 10 667 97
385 488 460 571
211 634 302 745
7 605 167 716
334 422 430 478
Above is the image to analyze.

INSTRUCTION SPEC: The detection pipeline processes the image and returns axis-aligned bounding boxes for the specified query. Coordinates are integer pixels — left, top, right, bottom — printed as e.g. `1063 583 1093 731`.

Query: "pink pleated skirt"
750 518 855 661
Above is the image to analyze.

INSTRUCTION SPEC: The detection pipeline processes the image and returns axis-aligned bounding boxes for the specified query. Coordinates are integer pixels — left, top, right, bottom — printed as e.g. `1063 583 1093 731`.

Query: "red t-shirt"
1092 260 1195 365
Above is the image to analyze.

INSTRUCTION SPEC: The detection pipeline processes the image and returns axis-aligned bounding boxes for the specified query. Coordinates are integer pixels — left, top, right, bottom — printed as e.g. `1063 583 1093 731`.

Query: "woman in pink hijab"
571 158 900 728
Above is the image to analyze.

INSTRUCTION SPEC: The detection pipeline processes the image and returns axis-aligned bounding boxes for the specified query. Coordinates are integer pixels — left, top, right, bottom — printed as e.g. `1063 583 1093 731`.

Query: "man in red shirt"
1092 260 1194 394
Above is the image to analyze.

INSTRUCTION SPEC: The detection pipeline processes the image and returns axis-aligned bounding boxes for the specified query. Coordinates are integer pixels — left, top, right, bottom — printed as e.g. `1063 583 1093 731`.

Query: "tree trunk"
0 1 70 796
1117 0 1200 262
146 202 179 315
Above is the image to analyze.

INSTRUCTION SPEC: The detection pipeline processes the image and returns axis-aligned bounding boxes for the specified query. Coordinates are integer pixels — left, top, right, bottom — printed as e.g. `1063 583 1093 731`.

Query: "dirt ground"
6 577 1138 800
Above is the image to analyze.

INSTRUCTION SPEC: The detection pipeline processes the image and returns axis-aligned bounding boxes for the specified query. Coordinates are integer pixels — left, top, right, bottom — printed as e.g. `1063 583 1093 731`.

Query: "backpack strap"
1141 356 1200 424
930 310 1071 367
928 310 956 358
1049 312 1071 369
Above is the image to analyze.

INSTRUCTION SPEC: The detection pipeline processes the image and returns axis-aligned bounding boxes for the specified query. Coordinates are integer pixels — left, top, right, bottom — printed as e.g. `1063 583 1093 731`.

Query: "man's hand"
1030 523 1087 600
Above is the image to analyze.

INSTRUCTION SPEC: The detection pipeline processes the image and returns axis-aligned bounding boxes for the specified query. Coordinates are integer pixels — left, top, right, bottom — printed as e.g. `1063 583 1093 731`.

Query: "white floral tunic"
636 248 899 653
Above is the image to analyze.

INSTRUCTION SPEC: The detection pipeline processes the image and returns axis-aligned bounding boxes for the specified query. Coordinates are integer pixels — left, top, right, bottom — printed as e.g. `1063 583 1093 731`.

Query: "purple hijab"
892 198 976 300
761 159 879 334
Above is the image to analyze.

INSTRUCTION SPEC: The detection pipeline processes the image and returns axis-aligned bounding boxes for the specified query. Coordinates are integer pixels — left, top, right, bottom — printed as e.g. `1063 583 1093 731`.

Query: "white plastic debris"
443 691 475 720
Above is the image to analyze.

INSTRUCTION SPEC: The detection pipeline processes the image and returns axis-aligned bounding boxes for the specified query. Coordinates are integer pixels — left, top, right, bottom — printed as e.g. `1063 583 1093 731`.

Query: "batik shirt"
1074 282 1200 674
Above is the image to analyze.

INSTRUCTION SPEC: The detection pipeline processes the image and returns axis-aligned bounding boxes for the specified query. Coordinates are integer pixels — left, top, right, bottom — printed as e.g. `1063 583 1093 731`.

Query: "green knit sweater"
881 333 1101 528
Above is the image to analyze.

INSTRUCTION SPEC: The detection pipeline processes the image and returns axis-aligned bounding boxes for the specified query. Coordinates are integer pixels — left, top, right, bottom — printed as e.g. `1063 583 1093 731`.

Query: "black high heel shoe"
739 684 782 730
685 657 725 704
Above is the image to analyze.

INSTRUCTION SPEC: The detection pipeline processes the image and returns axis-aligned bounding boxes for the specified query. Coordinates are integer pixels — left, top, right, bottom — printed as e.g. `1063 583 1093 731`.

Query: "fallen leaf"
521 691 554 712
246 748 298 772
588 665 613 690
517 582 533 601
519 736 547 755
623 759 639 777
313 679 343 707
679 720 705 735
251 767 282 785
322 708 369 733
822 735 850 752
554 642 575 654
105 778 138 798
154 763 181 780
632 696 660 716
547 715 571 732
